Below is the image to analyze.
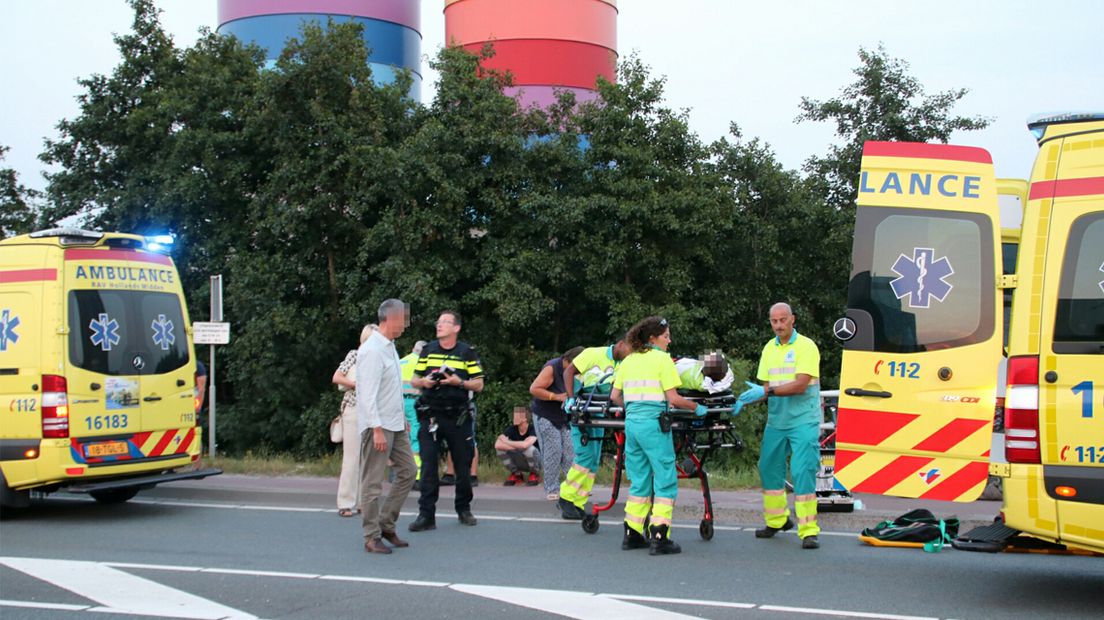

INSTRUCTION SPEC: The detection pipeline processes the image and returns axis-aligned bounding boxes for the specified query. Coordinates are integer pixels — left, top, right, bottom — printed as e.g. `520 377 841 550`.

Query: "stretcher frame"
568 390 743 540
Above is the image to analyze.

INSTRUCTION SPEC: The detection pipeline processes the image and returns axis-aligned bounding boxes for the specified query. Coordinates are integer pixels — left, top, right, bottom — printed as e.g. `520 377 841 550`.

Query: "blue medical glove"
694 404 708 417
731 400 744 416
563 396 576 412
737 381 765 406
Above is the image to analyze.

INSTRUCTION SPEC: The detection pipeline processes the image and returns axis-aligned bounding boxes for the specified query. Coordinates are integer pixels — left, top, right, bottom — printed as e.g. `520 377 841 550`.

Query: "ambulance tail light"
1005 356 1040 464
41 374 70 439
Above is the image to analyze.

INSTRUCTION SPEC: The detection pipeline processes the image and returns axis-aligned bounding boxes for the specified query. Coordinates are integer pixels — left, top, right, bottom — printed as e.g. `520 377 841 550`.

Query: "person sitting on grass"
494 407 541 486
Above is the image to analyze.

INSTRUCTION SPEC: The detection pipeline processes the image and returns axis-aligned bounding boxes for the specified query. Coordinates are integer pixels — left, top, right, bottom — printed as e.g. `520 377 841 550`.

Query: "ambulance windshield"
67 290 190 375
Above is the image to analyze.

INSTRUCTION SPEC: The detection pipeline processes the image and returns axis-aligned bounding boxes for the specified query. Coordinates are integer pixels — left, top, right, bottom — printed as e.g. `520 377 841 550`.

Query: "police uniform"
615 347 682 549
756 329 821 540
399 351 422 482
413 339 483 521
559 345 619 515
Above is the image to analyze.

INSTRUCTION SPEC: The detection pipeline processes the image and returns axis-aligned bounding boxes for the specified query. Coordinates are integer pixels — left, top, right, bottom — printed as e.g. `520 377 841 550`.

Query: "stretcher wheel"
582 513 599 534
699 520 714 541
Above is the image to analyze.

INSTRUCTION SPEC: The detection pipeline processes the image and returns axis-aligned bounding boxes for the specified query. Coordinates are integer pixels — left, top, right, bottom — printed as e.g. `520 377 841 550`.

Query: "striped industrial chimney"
217 0 423 100
443 0 617 108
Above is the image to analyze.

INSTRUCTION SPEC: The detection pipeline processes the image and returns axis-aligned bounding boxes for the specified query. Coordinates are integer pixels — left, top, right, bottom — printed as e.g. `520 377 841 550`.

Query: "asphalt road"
1 476 1101 620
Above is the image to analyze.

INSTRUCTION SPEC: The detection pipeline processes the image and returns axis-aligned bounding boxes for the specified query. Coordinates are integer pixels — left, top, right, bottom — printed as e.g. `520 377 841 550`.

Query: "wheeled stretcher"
568 390 743 540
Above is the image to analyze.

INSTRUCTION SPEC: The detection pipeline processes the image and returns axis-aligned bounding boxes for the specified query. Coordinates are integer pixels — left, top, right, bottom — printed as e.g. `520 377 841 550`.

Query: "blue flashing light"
145 234 175 254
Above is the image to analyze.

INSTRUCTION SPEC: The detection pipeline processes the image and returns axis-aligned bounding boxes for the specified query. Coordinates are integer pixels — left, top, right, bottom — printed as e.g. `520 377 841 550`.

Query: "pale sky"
2 1 1101 195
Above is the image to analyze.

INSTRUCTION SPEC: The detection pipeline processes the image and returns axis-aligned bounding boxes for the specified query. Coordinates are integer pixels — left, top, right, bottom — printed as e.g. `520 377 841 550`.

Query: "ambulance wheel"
699 520 714 541
582 513 599 534
90 488 139 504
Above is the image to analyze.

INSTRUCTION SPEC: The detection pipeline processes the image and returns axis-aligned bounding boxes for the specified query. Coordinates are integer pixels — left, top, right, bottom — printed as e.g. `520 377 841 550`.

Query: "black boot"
648 524 681 556
622 523 649 550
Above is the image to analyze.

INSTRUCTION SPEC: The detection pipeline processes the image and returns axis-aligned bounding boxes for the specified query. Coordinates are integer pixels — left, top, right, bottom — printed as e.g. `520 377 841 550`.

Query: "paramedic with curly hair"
611 316 707 556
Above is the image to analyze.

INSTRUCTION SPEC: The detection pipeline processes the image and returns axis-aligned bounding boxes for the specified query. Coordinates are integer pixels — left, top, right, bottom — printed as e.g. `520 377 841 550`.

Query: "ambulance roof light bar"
28 228 104 246
1027 111 1104 141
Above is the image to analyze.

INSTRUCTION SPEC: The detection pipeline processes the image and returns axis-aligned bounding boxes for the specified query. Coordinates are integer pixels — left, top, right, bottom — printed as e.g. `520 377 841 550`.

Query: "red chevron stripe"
131 432 152 452
920 460 989 501
911 417 991 453
148 429 177 456
836 407 919 447
176 428 196 453
851 455 933 494
834 448 863 473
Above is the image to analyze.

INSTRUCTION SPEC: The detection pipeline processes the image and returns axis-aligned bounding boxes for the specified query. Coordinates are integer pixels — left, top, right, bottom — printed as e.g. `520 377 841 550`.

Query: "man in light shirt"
357 298 416 554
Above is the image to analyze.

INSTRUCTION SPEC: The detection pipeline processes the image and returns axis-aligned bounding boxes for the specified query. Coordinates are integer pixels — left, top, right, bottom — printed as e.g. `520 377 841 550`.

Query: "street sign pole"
209 275 223 457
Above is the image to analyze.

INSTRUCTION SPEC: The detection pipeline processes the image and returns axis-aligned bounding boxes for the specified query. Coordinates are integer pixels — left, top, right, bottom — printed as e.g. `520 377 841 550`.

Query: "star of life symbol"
0 309 19 352
89 313 121 351
889 247 954 309
151 314 175 350
1098 260 1104 295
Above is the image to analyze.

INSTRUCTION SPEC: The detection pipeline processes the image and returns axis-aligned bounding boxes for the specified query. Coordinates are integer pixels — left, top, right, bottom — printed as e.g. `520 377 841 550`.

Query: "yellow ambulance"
1 229 219 508
832 114 1103 554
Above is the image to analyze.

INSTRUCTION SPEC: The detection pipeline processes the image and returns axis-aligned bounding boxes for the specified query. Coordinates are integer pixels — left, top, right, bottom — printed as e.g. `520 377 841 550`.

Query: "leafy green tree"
797 44 991 211
40 0 266 315
0 146 37 238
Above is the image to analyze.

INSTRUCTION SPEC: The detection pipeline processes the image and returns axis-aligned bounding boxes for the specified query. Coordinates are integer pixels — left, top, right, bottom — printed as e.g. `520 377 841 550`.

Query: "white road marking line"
1 599 91 611
108 562 204 572
319 575 406 585
131 498 860 537
758 605 938 620
603 593 756 609
0 557 257 620
451 584 702 620
2 557 954 620
199 567 318 579
402 580 450 587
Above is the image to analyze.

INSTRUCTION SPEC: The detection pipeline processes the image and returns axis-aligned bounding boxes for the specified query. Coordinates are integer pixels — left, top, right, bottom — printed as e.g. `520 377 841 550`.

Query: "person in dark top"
495 407 541 486
408 310 484 532
528 346 583 500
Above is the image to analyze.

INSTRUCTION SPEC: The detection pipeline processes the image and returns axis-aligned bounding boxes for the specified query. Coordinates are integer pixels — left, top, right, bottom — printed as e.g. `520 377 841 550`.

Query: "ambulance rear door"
833 142 1003 502
64 248 195 465
1029 125 1104 550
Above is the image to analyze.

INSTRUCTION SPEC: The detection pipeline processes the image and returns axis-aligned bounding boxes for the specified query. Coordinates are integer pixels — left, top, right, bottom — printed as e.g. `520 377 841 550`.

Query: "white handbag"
329 415 343 443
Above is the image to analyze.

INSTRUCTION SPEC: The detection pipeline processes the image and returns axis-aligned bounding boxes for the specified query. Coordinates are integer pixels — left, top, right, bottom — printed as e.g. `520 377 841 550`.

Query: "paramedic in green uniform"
557 339 631 520
737 302 822 550
399 340 427 487
612 317 706 555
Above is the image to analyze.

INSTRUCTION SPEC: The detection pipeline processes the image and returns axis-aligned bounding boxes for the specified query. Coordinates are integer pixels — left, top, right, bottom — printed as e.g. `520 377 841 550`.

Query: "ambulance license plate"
86 441 128 458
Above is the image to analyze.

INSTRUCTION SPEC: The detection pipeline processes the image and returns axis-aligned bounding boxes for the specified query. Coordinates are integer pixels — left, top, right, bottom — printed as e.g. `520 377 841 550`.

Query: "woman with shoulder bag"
331 324 377 517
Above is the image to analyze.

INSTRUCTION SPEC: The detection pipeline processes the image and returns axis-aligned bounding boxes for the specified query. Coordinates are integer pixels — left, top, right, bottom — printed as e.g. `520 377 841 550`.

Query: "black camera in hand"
427 367 455 384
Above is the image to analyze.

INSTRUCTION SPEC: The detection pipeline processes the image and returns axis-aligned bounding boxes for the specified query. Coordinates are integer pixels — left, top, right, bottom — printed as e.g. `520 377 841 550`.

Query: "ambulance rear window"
68 290 190 375
847 207 996 353
1053 212 1104 354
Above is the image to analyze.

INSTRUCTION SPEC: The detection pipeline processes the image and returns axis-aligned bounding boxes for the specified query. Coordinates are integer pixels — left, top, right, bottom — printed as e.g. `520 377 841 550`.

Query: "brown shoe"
381 531 409 548
364 538 392 554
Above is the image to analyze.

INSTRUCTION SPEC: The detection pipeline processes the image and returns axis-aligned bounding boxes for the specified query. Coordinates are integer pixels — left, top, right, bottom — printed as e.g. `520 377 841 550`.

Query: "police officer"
611 317 706 555
737 302 822 550
557 339 631 520
408 311 484 531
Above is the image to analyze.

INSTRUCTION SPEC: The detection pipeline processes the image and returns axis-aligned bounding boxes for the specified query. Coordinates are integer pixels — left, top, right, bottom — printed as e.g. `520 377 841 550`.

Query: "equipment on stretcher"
567 389 743 541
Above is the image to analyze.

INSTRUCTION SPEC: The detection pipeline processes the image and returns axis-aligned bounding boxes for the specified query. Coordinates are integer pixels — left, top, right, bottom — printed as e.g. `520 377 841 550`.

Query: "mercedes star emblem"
833 317 857 342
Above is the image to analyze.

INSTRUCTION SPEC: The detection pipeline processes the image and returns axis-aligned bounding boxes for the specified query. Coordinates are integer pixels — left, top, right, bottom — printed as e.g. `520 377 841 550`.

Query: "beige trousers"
336 403 360 510
360 427 417 541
